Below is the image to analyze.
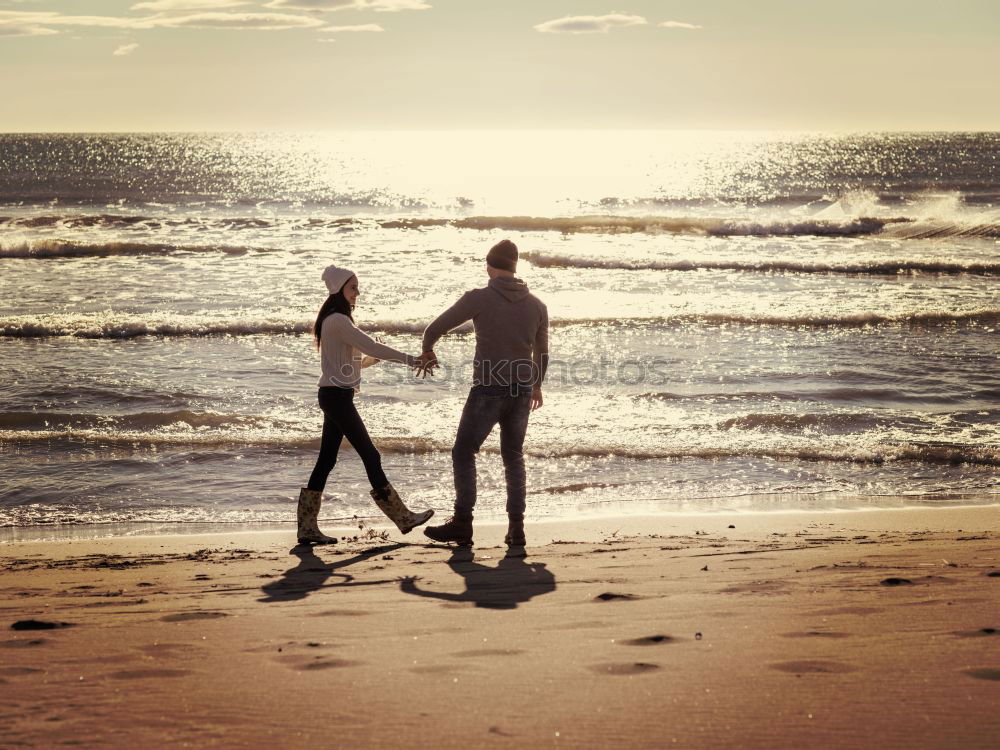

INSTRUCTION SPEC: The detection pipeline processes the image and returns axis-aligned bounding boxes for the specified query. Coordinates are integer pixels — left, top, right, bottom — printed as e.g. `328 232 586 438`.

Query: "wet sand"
1 506 999 748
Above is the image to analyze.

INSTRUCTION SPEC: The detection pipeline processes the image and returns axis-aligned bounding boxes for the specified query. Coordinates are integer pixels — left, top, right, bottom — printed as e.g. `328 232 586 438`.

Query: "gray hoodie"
422 277 549 388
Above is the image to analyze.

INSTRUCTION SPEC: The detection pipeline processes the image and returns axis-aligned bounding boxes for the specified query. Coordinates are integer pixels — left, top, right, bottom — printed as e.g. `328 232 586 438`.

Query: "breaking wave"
450 215 899 236
5 213 1000 246
403 215 997 239
0 314 315 339
0 238 280 258
0 410 276 432
2 429 996 467
718 412 887 432
0 314 473 339
531 443 1000 467
3 309 997 339
522 252 1000 276
635 388 994 406
0 213 363 232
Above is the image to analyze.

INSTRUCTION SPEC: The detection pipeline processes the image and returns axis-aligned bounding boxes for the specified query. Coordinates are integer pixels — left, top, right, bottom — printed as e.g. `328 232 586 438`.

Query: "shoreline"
3 495 999 545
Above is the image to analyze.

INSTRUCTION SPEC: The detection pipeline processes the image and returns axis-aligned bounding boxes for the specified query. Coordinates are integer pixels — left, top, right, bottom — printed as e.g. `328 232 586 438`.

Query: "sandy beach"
2 505 998 748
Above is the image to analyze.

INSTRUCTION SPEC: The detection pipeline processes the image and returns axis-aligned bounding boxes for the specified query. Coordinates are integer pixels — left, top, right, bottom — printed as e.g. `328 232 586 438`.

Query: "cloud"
142 12 325 29
0 10 139 29
318 23 383 32
0 22 58 36
130 0 250 10
0 9 325 34
113 42 139 55
534 13 646 35
659 21 701 30
265 0 430 12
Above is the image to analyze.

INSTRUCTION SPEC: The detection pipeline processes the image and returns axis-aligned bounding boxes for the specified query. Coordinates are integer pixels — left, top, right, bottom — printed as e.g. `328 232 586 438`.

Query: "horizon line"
2 128 999 135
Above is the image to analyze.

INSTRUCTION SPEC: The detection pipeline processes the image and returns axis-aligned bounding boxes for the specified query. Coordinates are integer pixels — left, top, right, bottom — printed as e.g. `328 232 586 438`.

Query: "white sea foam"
0 238 276 258
523 252 1000 276
2 309 996 339
3 428 996 467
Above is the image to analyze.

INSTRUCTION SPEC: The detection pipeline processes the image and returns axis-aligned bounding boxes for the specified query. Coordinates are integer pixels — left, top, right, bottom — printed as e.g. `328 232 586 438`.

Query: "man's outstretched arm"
422 291 477 354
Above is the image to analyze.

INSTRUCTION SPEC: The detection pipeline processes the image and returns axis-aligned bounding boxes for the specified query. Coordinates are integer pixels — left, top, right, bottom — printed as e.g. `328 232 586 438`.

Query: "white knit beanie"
322 265 355 295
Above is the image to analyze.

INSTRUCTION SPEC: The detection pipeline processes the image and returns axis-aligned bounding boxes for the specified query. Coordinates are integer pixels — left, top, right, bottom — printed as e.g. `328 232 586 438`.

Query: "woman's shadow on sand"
258 542 406 603
400 548 556 610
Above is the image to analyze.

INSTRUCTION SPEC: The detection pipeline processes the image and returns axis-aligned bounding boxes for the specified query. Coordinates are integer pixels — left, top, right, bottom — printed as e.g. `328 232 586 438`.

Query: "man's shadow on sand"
258 542 406 603
400 548 556 610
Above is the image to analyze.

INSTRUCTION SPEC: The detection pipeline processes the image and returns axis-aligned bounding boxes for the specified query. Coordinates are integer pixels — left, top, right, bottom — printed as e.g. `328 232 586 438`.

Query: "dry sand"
2 506 999 749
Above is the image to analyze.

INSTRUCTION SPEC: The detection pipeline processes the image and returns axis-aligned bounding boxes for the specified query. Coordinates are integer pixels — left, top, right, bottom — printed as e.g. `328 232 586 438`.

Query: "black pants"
306 387 388 492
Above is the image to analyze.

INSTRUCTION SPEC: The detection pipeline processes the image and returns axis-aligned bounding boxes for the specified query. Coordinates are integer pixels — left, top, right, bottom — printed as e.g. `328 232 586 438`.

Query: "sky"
1 0 998 131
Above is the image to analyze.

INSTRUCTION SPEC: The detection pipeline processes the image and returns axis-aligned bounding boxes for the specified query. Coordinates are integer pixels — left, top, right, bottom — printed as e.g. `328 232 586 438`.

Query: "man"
420 239 549 548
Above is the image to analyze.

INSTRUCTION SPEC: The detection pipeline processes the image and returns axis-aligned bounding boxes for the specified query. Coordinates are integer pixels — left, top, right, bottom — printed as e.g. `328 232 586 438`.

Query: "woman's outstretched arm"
326 315 418 366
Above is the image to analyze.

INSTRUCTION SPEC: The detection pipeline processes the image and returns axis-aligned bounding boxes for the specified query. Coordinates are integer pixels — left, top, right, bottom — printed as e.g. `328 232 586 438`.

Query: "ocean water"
1 131 998 533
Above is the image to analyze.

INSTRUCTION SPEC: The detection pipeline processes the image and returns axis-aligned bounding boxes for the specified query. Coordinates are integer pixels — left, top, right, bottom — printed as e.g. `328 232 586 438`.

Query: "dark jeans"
452 384 532 517
307 387 388 493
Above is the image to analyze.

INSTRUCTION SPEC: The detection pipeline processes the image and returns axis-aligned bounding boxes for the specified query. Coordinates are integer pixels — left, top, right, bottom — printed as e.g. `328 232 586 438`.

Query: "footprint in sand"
0 638 47 648
720 581 787 595
452 649 524 657
311 609 372 618
588 663 660 675
621 635 677 646
954 628 998 638
109 669 193 679
160 611 228 623
770 660 858 674
271 649 361 670
296 659 361 671
137 642 203 656
964 668 1000 681
594 592 640 602
0 667 43 676
807 607 882 617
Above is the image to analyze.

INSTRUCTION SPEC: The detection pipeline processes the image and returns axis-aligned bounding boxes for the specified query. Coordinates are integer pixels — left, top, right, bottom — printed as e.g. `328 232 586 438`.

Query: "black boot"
423 514 473 546
505 514 525 546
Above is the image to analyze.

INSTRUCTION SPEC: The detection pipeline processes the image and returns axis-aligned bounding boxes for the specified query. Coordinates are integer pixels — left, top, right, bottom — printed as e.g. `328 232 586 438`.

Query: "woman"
296 264 434 545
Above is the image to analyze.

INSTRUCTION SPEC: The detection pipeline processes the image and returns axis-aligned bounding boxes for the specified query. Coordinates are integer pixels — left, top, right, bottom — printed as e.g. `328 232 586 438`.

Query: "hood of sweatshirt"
488 276 530 303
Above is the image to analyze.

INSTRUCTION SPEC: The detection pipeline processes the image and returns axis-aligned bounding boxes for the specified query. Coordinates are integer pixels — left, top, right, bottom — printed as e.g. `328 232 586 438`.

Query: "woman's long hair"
314 287 354 349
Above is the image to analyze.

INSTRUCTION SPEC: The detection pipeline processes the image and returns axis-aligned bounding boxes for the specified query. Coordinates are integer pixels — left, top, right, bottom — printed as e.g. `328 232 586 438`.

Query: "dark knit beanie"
486 239 518 272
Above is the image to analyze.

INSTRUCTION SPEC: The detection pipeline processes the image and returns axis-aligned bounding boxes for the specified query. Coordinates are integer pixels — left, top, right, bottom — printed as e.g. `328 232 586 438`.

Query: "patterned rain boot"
423 513 474 546
370 484 434 535
297 488 337 545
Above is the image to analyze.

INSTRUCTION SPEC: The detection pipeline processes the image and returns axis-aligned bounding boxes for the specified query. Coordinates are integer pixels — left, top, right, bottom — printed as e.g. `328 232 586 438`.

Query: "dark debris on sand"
11 620 74 631
2 547 254 573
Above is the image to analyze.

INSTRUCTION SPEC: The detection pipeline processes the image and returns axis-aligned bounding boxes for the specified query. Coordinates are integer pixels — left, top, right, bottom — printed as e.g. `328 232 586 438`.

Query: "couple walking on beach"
296 239 550 550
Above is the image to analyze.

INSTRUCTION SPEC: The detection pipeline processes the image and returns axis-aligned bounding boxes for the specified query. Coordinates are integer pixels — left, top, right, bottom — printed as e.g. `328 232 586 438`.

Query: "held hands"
414 350 439 379
531 385 543 411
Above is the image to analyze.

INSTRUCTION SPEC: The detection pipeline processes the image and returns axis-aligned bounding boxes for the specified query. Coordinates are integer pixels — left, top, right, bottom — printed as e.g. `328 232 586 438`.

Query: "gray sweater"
319 313 416 389
423 277 549 388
